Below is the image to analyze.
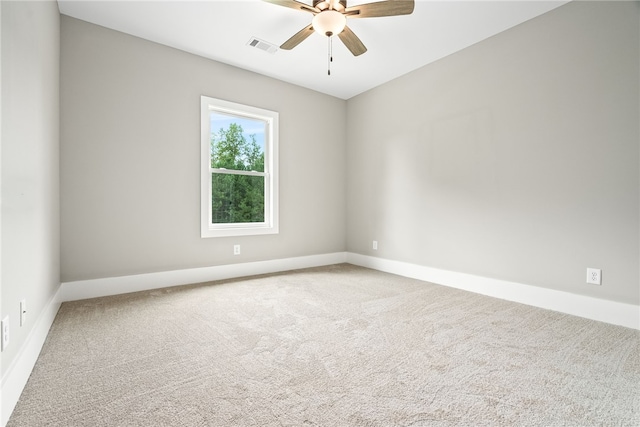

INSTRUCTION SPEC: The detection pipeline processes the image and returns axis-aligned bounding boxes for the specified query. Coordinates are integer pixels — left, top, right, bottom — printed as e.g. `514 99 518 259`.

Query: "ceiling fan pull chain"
327 35 332 75
330 35 334 63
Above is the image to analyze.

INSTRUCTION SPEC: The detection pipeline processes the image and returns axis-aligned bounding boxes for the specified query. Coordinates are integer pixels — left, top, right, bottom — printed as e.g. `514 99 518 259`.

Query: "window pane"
211 173 265 224
210 112 265 172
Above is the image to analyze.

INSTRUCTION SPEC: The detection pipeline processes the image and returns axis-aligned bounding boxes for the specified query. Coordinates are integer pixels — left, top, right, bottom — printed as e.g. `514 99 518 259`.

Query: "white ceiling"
57 0 569 100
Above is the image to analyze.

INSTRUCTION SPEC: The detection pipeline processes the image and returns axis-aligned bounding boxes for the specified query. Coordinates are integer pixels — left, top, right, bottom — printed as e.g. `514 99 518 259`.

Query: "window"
201 96 278 238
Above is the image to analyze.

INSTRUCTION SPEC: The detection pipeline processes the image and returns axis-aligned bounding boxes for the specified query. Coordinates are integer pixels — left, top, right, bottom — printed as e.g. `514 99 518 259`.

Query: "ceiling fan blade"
280 24 315 50
338 26 367 56
262 0 319 14
344 0 414 18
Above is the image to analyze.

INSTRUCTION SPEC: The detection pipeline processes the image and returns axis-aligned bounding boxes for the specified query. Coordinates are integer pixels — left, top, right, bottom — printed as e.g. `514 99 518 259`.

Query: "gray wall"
346 0 639 305
1 0 60 377
60 17 347 282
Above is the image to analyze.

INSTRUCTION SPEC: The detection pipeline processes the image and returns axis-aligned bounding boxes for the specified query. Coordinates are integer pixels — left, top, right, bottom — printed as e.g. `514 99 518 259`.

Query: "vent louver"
247 37 278 54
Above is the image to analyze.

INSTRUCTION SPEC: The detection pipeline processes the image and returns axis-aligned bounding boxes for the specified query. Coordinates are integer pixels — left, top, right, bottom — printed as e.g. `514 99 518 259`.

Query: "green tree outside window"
210 122 265 223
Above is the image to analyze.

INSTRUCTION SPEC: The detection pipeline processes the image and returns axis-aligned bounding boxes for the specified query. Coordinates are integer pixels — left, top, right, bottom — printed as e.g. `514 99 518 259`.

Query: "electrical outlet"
1 316 9 351
586 268 601 285
20 299 27 326
234 244 241 255
372 240 378 250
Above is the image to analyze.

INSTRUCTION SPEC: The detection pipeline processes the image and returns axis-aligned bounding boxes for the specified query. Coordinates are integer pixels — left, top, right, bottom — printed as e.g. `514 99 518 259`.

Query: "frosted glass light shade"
312 10 346 36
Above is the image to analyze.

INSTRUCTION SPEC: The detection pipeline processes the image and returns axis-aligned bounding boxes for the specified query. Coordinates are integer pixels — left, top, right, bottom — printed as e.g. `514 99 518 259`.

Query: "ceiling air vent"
247 37 278 54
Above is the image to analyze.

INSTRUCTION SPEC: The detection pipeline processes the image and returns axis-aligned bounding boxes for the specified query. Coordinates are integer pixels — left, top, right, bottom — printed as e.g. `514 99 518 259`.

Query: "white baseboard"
347 253 640 330
61 252 349 302
62 251 640 329
1 286 62 427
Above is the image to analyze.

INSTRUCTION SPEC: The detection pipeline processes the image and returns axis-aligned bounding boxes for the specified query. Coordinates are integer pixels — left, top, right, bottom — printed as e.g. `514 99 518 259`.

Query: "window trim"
201 96 279 238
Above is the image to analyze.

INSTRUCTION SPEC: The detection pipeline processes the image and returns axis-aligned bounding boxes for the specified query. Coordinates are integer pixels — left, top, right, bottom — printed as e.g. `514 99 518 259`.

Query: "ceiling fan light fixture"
312 10 346 37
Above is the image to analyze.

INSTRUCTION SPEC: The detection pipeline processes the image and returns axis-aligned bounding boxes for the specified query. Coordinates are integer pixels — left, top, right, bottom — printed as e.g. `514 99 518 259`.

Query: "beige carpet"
7 264 640 426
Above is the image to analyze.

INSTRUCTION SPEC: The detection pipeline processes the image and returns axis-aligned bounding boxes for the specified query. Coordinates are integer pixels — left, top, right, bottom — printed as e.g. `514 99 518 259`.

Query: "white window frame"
201 96 279 238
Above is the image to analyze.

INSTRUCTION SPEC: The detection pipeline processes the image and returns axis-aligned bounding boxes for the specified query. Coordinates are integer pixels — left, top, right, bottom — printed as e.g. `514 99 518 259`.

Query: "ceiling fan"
262 0 415 57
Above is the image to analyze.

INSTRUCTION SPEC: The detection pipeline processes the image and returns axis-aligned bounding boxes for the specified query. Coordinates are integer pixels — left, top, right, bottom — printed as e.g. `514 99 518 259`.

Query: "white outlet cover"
1 316 9 351
20 299 27 326
586 268 602 285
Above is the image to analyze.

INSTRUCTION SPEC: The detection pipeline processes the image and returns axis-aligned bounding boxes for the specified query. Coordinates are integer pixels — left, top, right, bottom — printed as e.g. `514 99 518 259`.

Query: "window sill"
201 224 279 238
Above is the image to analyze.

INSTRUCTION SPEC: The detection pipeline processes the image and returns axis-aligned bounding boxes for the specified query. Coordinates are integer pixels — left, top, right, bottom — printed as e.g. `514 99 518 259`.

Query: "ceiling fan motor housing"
313 0 347 11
